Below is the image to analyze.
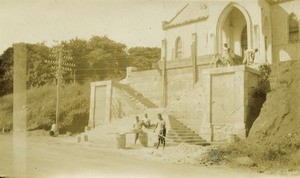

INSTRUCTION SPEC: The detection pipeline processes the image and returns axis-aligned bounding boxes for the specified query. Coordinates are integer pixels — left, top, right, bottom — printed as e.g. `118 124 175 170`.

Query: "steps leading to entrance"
113 82 157 109
166 116 209 146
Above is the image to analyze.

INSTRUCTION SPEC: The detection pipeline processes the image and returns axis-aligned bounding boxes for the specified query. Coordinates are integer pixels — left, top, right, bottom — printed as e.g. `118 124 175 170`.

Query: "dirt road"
0 134 296 178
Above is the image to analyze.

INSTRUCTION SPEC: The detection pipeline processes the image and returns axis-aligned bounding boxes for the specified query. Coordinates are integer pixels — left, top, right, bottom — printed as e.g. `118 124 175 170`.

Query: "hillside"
0 83 90 133
213 60 300 172
249 60 300 144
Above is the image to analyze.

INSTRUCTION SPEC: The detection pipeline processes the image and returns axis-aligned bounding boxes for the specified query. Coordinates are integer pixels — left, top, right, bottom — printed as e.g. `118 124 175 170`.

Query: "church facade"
161 0 300 64
89 0 300 142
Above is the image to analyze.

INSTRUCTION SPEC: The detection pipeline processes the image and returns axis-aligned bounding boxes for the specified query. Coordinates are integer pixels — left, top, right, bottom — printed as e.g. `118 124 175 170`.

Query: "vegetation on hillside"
0 36 160 131
0 36 161 96
0 83 90 133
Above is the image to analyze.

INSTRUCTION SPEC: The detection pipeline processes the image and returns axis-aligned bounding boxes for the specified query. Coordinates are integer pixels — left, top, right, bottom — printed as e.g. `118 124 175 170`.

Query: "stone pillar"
88 81 113 128
200 71 212 142
13 43 27 175
192 33 198 85
161 39 167 108
105 81 113 123
234 68 247 139
88 84 96 128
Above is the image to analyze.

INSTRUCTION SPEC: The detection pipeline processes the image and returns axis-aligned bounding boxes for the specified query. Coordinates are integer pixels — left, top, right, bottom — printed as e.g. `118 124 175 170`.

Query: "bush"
0 83 90 133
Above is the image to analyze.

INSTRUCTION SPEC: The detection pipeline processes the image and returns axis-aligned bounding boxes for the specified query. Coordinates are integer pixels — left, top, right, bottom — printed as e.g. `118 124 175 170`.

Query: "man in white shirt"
133 116 144 144
153 113 166 149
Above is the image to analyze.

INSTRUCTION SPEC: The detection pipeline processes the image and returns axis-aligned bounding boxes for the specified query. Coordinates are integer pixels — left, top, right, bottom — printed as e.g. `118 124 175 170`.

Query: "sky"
0 0 187 54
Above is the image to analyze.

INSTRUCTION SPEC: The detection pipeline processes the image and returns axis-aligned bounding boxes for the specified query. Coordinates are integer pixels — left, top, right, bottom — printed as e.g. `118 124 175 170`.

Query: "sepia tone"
1 0 300 177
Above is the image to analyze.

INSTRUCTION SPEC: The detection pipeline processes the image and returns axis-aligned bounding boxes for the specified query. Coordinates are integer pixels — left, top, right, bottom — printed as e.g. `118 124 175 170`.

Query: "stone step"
168 130 195 133
176 133 201 137
170 126 192 130
173 138 205 143
167 135 203 140
169 126 192 130
167 116 209 146
167 134 201 138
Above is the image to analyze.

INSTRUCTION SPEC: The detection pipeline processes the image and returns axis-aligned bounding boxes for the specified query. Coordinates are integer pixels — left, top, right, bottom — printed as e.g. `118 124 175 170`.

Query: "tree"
86 36 128 80
26 43 56 88
0 47 13 96
61 38 90 83
128 47 161 70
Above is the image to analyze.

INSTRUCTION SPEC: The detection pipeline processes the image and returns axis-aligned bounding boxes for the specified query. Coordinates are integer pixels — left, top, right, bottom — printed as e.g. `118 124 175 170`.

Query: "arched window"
288 13 299 42
175 37 182 59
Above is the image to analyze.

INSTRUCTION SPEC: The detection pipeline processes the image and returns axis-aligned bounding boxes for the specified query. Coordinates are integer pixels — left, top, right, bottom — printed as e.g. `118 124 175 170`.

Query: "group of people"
218 43 258 67
133 113 166 149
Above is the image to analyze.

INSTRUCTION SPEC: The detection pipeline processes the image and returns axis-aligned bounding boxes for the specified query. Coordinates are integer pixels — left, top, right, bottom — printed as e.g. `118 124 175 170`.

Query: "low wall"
88 81 152 128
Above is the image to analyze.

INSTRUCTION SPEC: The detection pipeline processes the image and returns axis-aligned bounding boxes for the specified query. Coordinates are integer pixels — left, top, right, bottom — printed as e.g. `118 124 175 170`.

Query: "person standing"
153 113 166 149
143 113 151 128
133 116 144 144
222 43 235 66
243 48 258 66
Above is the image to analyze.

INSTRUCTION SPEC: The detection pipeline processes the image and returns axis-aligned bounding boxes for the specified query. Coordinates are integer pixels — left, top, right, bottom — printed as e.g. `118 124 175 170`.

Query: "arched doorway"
216 3 252 58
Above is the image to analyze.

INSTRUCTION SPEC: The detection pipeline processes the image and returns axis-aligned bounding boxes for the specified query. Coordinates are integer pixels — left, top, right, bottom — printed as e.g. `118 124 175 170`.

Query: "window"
175 37 182 59
289 13 299 42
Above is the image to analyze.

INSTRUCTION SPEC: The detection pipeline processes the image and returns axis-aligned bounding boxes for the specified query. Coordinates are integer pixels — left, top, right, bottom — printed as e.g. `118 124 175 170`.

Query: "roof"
266 0 294 4
162 2 209 30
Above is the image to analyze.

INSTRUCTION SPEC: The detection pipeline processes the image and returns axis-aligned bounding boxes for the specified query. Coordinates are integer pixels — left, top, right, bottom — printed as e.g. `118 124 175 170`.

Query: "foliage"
0 83 90 132
0 36 161 96
0 47 14 96
256 63 271 94
128 47 161 70
0 94 13 128
26 43 56 87
199 147 229 165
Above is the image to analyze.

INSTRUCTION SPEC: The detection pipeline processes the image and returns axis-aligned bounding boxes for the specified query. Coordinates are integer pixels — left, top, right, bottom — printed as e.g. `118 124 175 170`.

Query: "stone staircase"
113 82 157 110
166 116 209 146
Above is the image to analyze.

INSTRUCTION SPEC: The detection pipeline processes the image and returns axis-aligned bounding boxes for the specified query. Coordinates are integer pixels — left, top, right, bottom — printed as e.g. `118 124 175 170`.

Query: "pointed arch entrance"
216 3 253 58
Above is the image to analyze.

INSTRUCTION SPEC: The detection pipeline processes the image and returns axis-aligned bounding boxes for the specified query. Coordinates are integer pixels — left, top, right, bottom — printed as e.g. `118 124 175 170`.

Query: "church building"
161 0 300 64
88 0 300 143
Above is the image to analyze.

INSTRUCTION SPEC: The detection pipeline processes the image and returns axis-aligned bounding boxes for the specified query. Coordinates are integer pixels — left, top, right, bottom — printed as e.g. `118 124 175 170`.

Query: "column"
200 71 213 141
161 39 167 107
192 33 198 85
88 84 96 128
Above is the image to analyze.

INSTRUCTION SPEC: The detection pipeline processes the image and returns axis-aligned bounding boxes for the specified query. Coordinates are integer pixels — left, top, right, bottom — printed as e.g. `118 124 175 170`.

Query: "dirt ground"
0 134 298 178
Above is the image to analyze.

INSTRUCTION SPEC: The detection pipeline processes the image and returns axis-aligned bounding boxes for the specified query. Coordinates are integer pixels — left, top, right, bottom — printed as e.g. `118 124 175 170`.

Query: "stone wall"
122 56 212 108
122 69 162 107
271 1 300 62
200 65 261 142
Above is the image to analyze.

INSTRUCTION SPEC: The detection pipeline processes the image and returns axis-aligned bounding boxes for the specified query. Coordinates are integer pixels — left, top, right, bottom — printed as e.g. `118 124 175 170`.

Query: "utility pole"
55 48 62 126
46 45 75 129
73 69 76 83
